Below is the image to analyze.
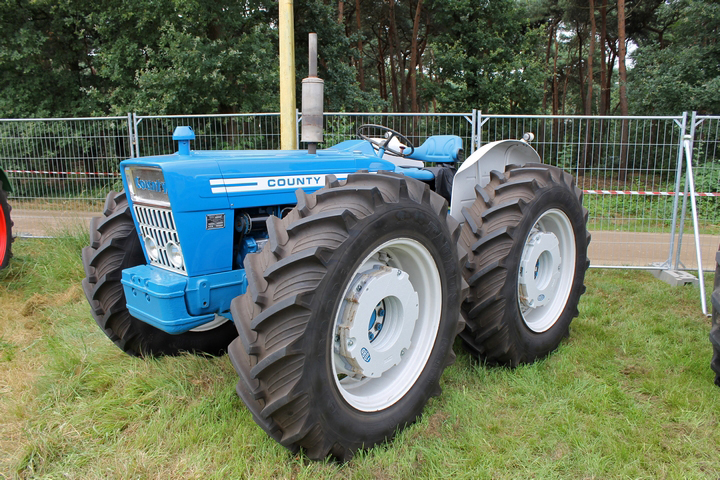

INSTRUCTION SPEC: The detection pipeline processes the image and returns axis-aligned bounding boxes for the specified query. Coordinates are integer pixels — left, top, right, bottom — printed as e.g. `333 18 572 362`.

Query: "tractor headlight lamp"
144 236 159 261
166 241 184 269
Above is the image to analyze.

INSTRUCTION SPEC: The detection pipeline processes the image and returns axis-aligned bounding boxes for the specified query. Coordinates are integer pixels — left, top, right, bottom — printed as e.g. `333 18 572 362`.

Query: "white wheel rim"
331 238 442 412
517 209 576 333
189 315 229 332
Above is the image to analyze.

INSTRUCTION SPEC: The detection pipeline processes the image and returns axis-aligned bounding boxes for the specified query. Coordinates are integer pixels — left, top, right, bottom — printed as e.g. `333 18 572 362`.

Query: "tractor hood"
120 145 395 212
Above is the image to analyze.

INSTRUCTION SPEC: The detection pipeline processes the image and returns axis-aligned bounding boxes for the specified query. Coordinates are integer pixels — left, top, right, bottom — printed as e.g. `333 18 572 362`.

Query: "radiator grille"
133 205 186 274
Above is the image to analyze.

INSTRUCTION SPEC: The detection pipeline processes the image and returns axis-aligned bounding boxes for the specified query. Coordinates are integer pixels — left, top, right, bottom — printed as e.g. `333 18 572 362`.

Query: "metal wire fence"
0 116 131 236
476 113 708 270
1 111 718 271
315 112 476 155
134 114 282 157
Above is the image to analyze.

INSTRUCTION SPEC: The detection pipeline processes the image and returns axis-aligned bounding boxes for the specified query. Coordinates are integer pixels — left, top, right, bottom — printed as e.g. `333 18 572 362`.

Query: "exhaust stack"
301 33 324 154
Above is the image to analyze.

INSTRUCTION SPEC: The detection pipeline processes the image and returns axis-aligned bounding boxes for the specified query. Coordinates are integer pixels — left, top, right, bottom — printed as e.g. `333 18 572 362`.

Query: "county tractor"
81 37 590 460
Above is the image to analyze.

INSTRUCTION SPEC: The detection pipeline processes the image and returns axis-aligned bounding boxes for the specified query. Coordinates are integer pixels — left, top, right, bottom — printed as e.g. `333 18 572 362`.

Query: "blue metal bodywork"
120 129 462 334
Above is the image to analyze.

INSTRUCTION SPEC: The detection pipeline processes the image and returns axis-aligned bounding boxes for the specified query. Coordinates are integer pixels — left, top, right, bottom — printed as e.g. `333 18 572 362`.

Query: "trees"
0 0 717 117
629 0 720 115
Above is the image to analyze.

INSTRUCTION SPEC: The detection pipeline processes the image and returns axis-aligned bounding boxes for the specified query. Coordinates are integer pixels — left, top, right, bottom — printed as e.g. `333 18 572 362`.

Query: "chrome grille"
133 204 186 274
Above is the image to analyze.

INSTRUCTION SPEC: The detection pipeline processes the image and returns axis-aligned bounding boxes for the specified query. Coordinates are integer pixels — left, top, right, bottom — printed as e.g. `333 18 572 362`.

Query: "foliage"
0 0 718 117
629 0 720 115
429 0 547 113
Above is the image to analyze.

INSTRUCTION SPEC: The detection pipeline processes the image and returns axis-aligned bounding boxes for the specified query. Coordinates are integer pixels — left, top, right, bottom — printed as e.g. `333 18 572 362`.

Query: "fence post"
132 113 141 158
681 117 708 314
477 110 483 149
667 111 688 268
470 109 477 154
126 113 135 159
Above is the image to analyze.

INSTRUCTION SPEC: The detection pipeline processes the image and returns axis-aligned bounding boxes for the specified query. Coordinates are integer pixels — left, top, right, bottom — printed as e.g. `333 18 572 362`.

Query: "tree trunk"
618 0 629 184
577 22 585 114
338 0 344 24
355 0 364 90
388 0 401 111
376 29 388 108
543 21 556 112
409 0 423 113
599 0 607 115
606 47 616 112
583 0 597 171
552 30 560 144
586 0 596 115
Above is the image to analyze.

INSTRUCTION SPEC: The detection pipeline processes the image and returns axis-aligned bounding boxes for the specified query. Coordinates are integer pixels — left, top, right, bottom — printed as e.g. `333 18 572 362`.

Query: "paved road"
11 209 720 270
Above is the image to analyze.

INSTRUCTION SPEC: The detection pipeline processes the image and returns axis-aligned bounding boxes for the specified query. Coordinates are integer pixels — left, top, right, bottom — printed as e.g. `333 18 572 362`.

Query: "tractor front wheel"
0 183 12 270
458 164 590 366
81 191 237 356
228 172 464 461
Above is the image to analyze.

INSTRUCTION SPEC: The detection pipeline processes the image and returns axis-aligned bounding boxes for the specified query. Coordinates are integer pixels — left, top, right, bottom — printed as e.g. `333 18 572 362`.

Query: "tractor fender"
0 167 11 193
449 139 541 223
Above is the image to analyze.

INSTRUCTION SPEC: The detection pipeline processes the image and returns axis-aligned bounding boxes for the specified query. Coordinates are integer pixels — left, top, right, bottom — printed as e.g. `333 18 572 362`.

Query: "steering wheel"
357 124 415 157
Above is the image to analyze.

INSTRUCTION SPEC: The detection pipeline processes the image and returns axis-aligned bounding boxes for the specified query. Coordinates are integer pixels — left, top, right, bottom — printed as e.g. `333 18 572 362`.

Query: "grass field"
1 232 718 478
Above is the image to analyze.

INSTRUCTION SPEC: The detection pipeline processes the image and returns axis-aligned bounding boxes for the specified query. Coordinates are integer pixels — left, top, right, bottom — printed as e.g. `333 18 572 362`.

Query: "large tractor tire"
458 164 590 367
710 248 720 387
0 183 12 270
228 172 465 461
81 191 237 356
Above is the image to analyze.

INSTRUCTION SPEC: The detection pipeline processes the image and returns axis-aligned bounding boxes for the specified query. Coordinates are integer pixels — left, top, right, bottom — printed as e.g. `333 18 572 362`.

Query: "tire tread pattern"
228 173 465 460
458 164 590 367
81 191 236 356
710 251 720 387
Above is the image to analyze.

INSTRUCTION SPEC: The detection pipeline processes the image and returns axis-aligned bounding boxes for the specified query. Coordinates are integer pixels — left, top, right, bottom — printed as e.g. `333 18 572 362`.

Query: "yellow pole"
279 0 297 150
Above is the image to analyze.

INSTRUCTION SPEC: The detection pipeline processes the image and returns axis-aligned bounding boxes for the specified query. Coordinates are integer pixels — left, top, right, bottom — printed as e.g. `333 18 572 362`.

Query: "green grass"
1 234 718 478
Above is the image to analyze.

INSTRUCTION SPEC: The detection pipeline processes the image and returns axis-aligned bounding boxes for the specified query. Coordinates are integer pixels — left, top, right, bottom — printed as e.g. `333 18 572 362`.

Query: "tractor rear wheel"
228 172 464 461
710 249 720 387
81 191 237 356
0 183 12 270
458 164 590 366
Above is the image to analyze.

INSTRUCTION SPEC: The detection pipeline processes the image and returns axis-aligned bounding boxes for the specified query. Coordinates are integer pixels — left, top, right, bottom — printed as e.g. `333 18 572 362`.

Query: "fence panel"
0 116 132 237
677 113 720 270
314 112 475 156
134 114 282 157
476 114 718 269
3 111 718 272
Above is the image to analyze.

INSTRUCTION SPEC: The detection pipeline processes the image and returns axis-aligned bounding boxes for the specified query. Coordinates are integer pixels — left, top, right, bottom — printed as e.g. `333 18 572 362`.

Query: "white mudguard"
449 139 541 223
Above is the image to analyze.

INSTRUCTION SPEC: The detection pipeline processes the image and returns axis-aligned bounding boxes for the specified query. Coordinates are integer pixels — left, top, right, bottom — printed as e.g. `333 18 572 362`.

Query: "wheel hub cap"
519 230 561 310
335 266 419 378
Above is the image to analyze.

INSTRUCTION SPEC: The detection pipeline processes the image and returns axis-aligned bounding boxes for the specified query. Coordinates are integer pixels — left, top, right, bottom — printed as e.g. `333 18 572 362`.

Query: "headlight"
166 241 184 269
144 236 159 261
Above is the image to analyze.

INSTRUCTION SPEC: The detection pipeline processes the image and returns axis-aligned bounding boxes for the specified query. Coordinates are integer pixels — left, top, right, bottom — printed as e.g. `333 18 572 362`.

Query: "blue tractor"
81 41 590 460
81 124 589 460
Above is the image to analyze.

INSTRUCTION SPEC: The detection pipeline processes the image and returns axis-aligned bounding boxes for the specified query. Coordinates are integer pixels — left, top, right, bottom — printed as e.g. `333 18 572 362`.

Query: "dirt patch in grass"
424 411 450 438
0 294 46 473
0 285 84 474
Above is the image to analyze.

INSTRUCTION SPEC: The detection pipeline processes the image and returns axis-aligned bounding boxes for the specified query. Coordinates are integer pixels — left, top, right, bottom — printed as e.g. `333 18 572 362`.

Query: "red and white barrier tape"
583 189 720 197
5 169 120 177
